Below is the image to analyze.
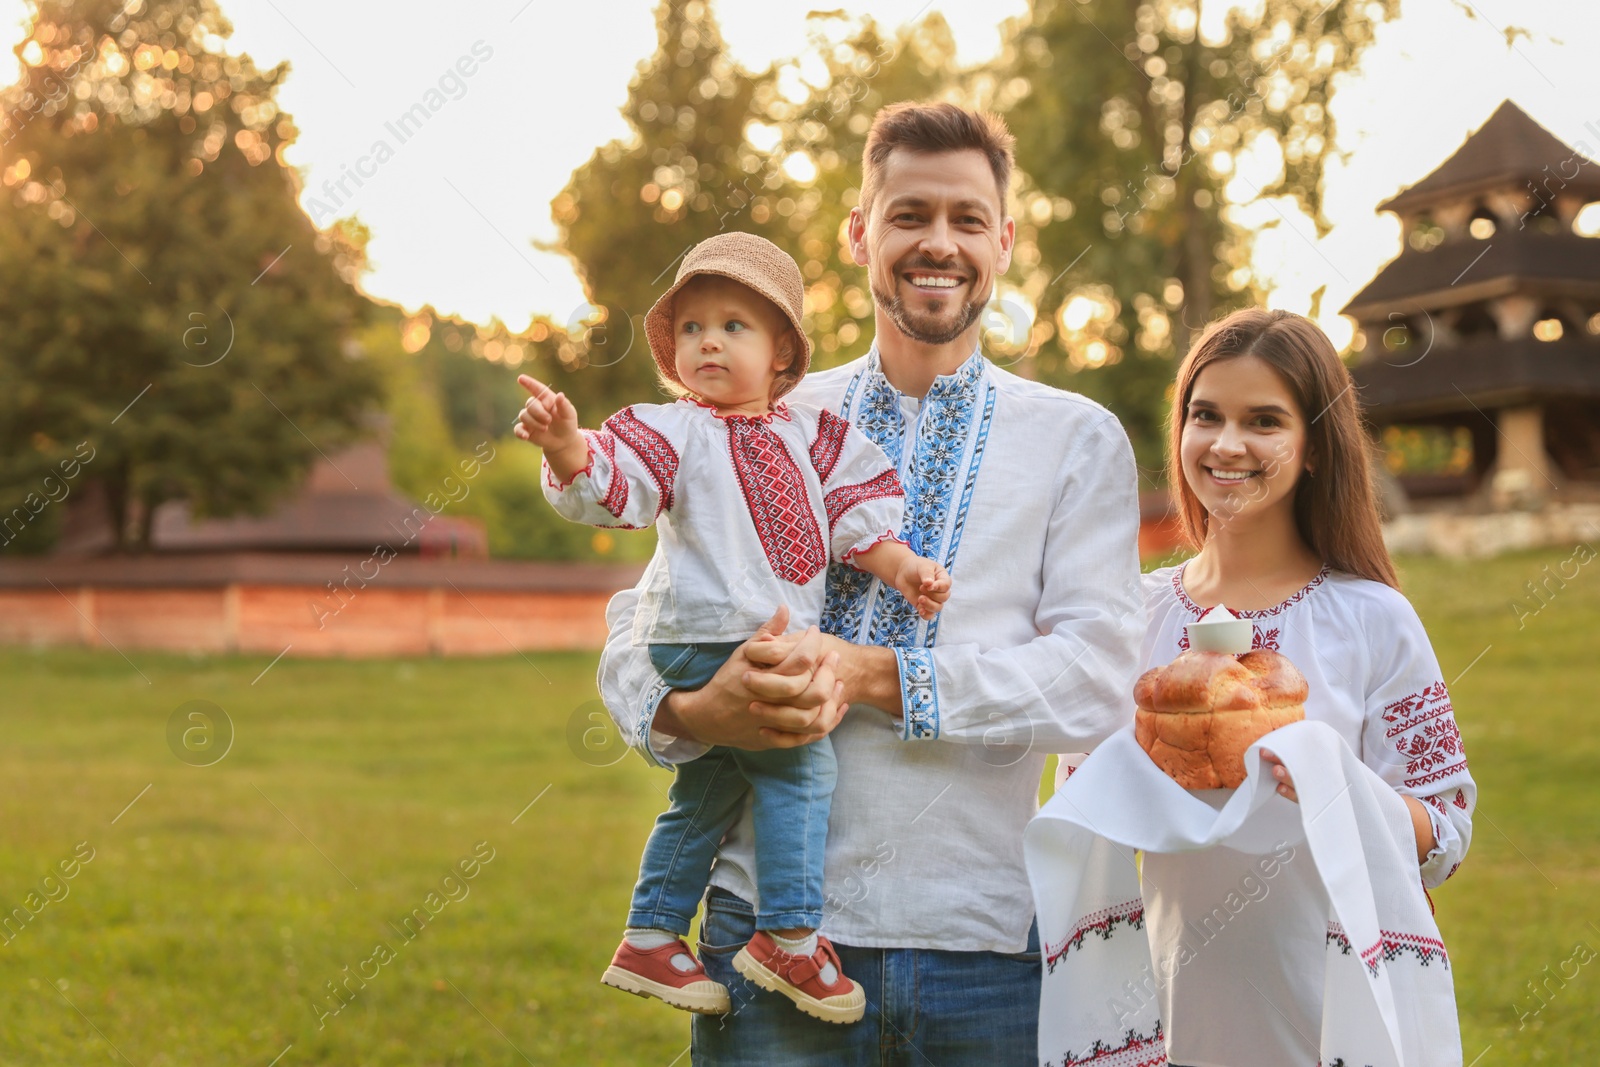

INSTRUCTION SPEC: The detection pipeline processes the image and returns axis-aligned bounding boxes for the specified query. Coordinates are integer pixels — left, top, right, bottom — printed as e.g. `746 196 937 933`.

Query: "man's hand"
514 374 589 482
656 606 850 750
745 624 903 718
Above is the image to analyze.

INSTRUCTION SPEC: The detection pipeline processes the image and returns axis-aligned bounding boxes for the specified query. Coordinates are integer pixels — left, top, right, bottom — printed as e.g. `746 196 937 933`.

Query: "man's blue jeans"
628 642 836 933
692 887 1042 1065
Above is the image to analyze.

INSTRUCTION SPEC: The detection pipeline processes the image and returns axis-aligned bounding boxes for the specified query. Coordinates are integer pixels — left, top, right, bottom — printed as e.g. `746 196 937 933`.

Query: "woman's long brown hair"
1168 308 1399 589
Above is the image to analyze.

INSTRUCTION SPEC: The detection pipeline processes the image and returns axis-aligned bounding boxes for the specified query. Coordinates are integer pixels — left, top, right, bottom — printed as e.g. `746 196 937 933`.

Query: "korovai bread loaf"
1133 648 1307 789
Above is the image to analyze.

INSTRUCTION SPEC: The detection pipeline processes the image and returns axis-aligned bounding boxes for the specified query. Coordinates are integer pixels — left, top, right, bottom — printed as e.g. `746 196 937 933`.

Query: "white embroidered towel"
1025 720 1462 1067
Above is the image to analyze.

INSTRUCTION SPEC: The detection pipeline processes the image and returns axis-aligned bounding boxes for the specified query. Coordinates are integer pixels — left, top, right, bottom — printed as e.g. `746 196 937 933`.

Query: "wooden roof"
1379 100 1600 215
1340 230 1600 320
1352 335 1600 421
55 439 488 557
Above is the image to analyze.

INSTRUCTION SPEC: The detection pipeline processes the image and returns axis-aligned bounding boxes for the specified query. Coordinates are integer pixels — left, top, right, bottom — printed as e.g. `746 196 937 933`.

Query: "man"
597 101 1142 1063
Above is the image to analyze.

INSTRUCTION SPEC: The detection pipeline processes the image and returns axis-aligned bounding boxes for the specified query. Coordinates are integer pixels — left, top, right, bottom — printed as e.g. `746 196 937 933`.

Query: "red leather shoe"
733 931 865 1024
601 937 730 1014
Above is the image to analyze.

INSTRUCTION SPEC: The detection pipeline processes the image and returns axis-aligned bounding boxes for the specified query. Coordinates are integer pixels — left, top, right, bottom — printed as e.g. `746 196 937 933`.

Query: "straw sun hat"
643 232 812 398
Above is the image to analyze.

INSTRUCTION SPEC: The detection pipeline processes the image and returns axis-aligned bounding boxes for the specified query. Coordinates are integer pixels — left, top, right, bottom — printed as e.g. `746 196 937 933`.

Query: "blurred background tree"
554 5 966 399
0 0 1406 558
364 303 656 562
552 0 798 407
0 0 378 552
765 12 963 368
555 0 1400 470
996 0 1400 464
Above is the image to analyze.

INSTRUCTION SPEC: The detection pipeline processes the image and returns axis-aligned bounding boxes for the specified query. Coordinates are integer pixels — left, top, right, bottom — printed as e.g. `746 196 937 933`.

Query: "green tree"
366 303 654 562
765 13 964 367
552 0 799 412
557 5 966 397
0 0 378 552
996 0 1398 463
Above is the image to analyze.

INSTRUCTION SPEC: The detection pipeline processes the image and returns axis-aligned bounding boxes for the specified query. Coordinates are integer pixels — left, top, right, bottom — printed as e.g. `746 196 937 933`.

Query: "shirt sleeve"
896 409 1143 751
813 411 907 564
541 405 680 531
596 584 711 769
1358 590 1475 888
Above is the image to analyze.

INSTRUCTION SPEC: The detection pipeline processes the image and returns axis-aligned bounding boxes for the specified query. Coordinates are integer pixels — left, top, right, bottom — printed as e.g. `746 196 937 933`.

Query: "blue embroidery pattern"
820 357 905 643
637 678 672 767
818 349 995 740
926 386 995 646
866 354 990 651
896 647 939 739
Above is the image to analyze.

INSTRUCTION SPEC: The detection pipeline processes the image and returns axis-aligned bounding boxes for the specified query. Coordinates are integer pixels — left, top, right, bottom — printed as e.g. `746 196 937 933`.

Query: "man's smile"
905 273 965 290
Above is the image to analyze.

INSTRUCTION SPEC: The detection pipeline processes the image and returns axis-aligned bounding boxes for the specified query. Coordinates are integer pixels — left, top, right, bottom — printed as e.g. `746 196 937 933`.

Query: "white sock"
771 931 837 984
625 927 700 973
624 927 679 951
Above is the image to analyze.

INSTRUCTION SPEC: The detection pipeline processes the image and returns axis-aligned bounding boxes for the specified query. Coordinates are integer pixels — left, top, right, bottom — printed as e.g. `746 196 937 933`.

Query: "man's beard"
871 269 987 346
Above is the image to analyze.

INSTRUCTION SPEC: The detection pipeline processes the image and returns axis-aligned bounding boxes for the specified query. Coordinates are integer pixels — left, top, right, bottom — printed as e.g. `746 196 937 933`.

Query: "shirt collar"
678 396 791 423
864 344 987 404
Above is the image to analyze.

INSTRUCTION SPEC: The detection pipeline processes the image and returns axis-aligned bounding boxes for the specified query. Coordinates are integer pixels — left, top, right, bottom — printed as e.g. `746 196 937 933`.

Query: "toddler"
514 232 949 1024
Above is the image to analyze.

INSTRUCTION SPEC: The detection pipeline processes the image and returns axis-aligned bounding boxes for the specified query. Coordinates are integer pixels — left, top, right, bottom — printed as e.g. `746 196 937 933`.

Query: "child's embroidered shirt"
543 398 905 644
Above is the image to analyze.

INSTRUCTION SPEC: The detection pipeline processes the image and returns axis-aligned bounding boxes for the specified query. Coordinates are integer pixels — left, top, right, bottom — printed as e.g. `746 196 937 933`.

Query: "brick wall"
0 553 643 657
0 583 617 657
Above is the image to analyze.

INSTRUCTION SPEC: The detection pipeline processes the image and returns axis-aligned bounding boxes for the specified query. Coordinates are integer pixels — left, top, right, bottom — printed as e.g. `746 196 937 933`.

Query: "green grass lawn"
1 548 1595 1064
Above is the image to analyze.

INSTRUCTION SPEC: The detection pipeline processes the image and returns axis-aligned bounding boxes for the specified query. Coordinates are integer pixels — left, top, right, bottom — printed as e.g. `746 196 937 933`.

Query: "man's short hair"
859 101 1016 216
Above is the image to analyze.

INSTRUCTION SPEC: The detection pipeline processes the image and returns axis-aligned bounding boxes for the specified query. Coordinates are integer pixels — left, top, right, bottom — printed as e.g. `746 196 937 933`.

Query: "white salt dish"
1185 604 1254 654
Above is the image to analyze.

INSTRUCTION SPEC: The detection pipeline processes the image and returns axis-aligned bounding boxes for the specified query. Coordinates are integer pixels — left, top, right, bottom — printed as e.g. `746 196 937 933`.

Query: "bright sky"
3 0 1598 348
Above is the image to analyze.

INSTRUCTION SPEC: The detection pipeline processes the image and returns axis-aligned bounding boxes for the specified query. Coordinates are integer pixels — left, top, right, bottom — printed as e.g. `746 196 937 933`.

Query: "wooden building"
0 439 642 657
1344 100 1600 511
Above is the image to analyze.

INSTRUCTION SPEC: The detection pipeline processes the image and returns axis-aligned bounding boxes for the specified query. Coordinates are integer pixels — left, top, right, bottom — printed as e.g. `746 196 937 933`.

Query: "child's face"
672 278 793 411
1180 354 1310 529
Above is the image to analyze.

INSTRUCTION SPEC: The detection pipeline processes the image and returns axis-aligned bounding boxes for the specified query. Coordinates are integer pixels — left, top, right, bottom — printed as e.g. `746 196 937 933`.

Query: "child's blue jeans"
628 641 836 934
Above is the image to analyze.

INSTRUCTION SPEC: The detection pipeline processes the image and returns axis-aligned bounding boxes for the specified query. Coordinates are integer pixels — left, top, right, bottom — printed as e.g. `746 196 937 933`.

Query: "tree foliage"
552 0 795 408
0 0 379 552
997 0 1399 461
553 2 961 407
764 13 963 368
555 0 1398 470
364 303 655 563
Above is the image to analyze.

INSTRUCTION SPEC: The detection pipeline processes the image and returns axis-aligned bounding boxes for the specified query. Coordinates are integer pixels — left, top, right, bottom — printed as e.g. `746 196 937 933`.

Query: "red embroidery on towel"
1044 899 1146 973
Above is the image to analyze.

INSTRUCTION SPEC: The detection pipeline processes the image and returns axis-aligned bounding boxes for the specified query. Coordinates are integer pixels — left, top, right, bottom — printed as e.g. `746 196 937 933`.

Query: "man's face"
849 148 1014 347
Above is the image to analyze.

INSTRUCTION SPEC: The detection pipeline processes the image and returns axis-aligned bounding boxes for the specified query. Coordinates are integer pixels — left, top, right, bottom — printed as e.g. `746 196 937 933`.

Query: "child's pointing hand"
514 374 589 483
514 374 580 447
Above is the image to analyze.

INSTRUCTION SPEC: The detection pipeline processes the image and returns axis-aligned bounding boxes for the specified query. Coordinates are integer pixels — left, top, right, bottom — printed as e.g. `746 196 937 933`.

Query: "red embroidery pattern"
726 419 828 585
810 408 851 484
604 408 678 517
1326 922 1451 973
584 430 630 521
1171 563 1330 619
1044 899 1145 973
1382 682 1467 789
1051 1022 1167 1067
824 468 903 539
1452 788 1468 810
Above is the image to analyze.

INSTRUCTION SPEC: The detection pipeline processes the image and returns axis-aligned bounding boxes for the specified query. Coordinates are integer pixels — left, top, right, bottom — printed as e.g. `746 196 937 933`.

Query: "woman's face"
1180 354 1311 530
